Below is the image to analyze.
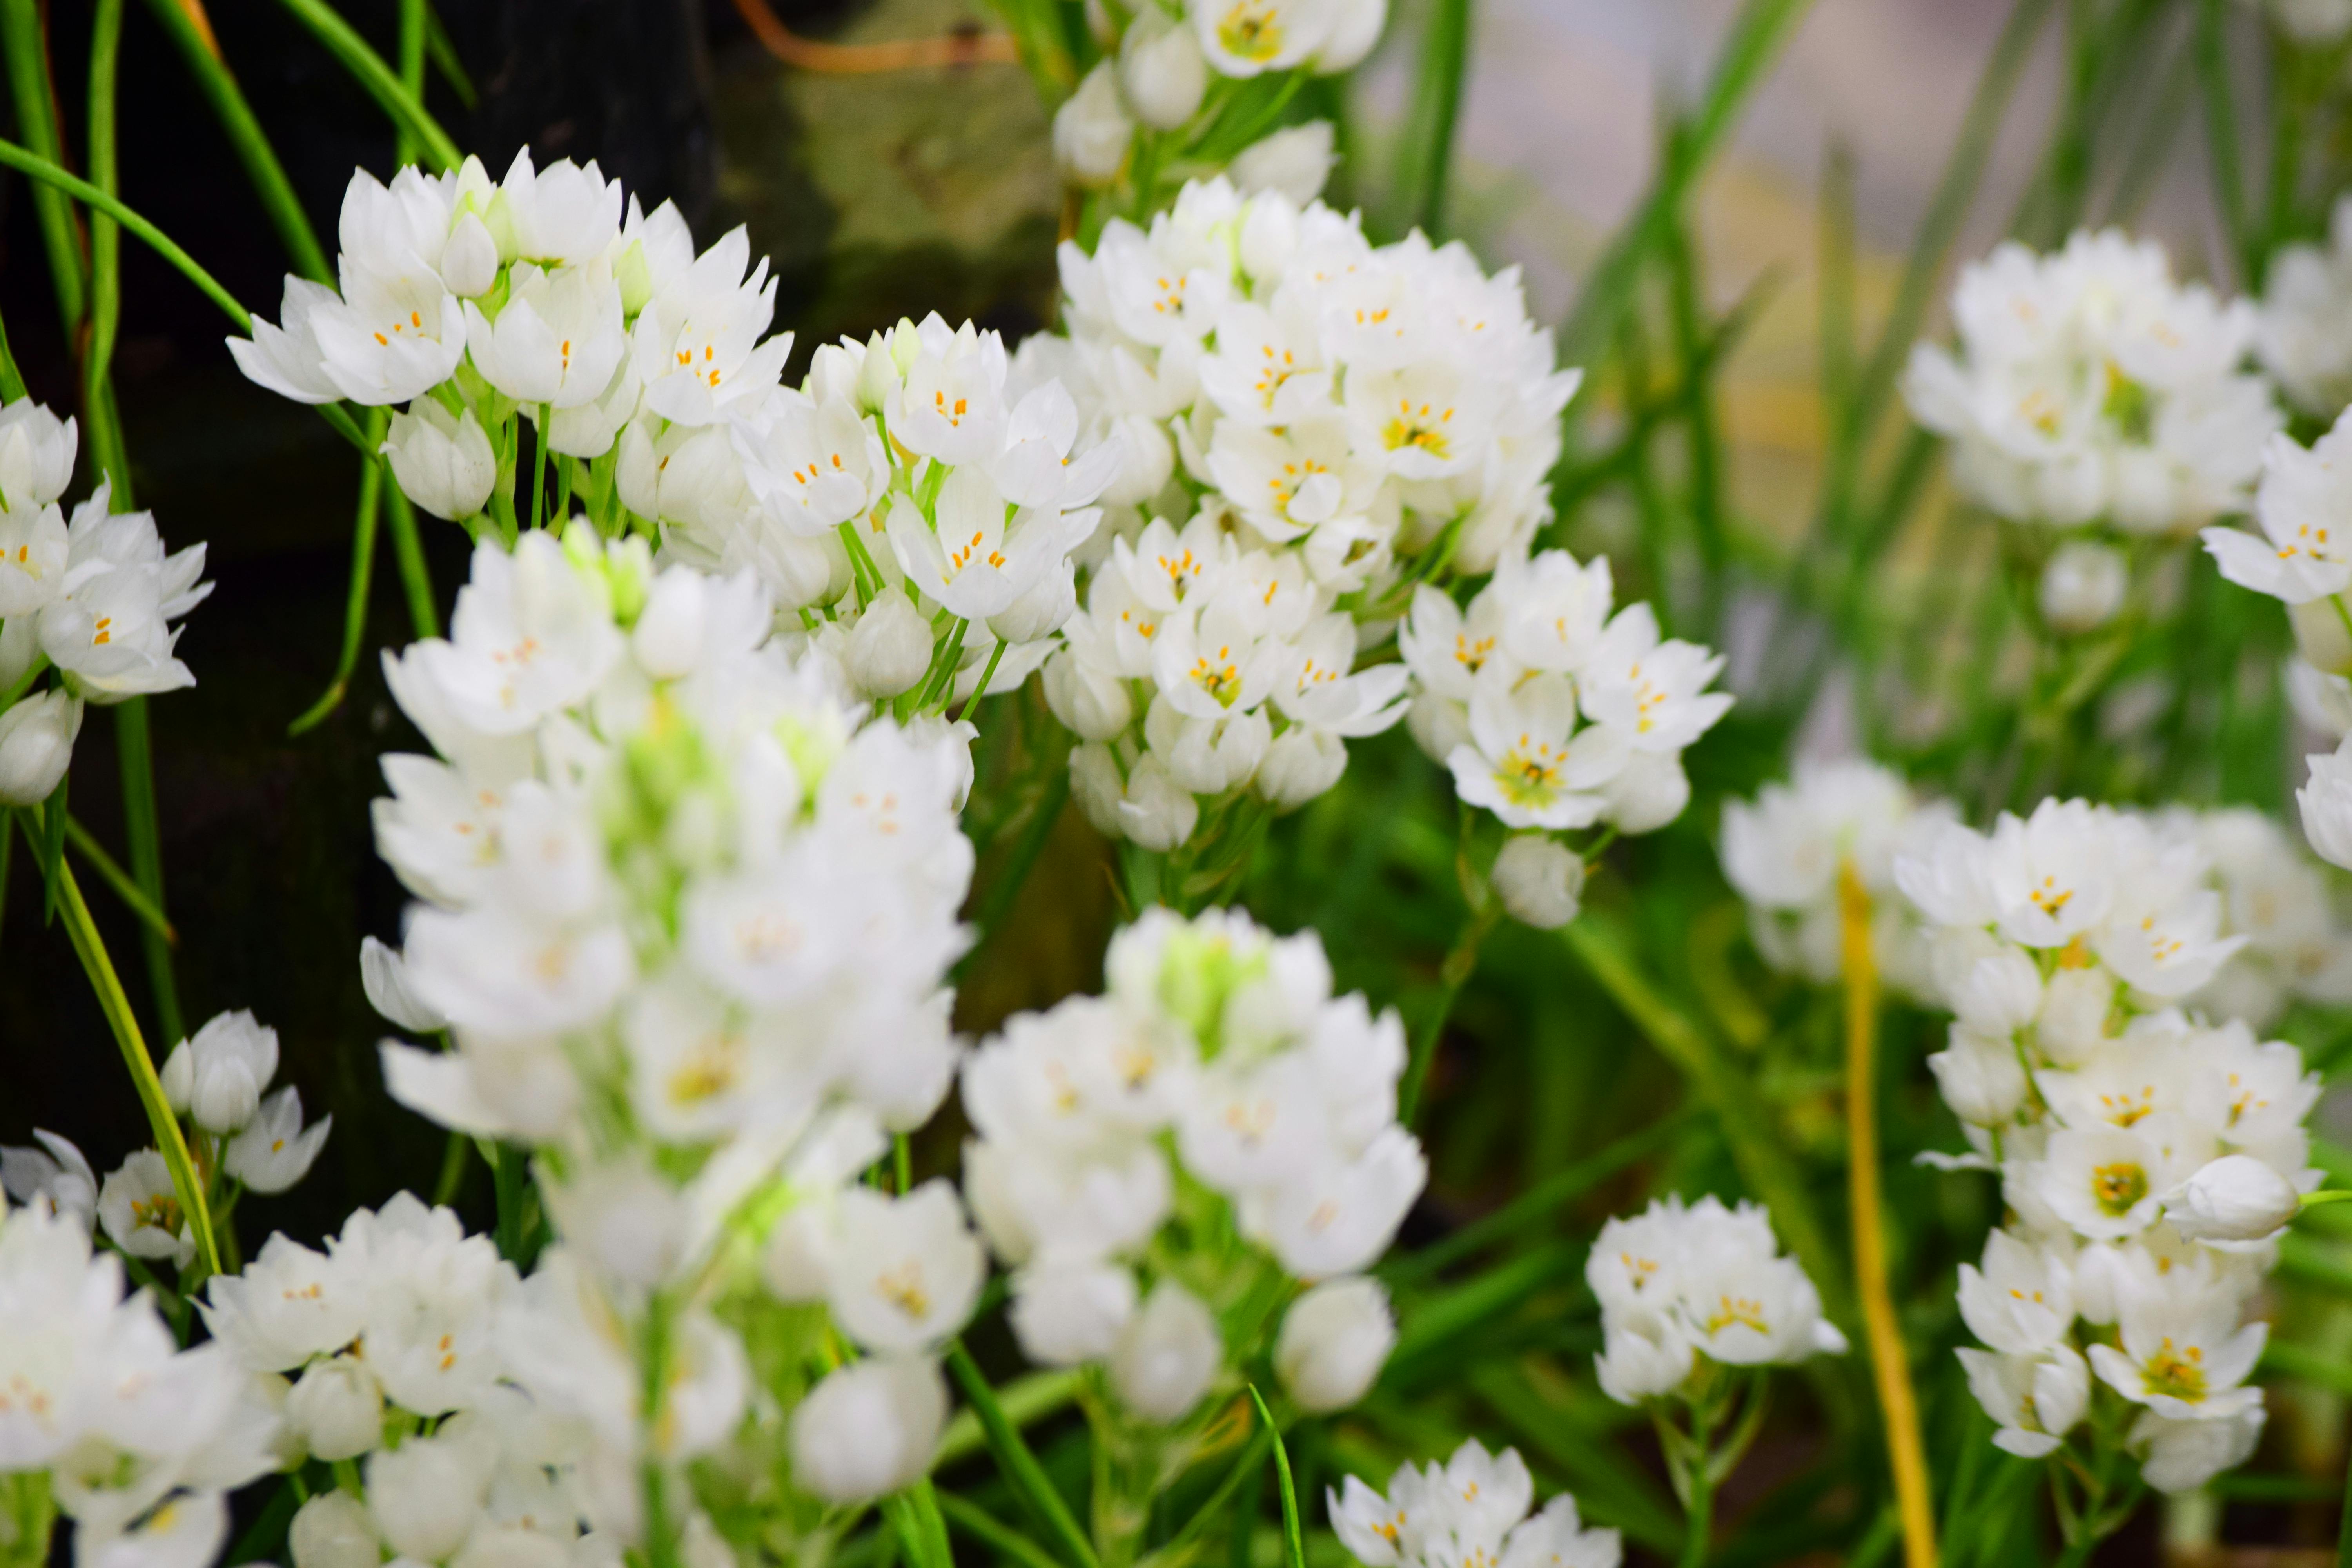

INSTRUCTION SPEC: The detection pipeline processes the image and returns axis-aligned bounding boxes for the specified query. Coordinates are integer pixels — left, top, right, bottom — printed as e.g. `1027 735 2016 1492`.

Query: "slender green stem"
268 0 461 169
396 0 428 163
0 135 243 327
937 1494 1065 1568
1398 0 1472 236
0 301 25 401
424 5 475 106
114 699 183 1045
1679 1465 1713 1568
383 485 441 638
64 814 174 945
431 1130 470 1205
290 414 388 734
1398 896 1499 1127
85 0 128 481
944 1342 1100 1568
530 407 549 534
138 0 334 284
0 0 88 336
37 828 216 1273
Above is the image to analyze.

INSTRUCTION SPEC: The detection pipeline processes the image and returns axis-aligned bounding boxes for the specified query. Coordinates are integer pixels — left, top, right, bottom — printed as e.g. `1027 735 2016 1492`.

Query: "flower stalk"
1838 862 1936 1568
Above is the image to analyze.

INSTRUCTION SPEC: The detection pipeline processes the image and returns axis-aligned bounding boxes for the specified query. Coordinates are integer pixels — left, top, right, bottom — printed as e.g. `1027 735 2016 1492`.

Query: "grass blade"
0 0 89 334
1394 0 1472 238
64 814 176 945
290 417 387 734
29 815 218 1275
1158 1423 1275 1561
1244 1388 1303 1568
946 1343 1100 1568
936 1492 1066 1568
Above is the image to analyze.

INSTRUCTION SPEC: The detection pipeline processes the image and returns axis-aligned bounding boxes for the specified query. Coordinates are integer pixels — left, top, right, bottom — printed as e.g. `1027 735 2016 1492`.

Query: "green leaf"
1244 1389 1303 1568
936 1491 1066 1568
63 815 175 947
883 1481 956 1568
1154 1424 1275 1564
945 1343 1100 1568
268 0 462 169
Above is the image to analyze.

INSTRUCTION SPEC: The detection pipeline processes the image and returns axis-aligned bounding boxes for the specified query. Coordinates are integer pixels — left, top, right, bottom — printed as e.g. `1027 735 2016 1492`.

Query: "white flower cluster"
0 1198 283 1568
1051 0 1380 198
1719 759 1955 993
1329 1441 1621 1568
1904 230 2279 541
364 531 993 1508
960 907 1420 1421
1584 1195 1847 1407
0 397 211 805
231 152 1117 720
2256 194 2352 418
1400 551 1731 926
2155 806 2352 1028
1034 176 1583 846
1895 798 2325 1491
5 1010 330 1275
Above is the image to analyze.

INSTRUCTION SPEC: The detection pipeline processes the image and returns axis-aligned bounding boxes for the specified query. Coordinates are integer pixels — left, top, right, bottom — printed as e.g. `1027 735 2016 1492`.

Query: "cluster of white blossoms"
2256 195 2352 419
1584 1195 1847 1407
0 397 211 806
961 907 1419 1424
1905 232 2280 635
2204 405 2352 678
1034 176 1583 848
362 530 994 1512
1329 1441 1621 1568
2151 806 2352 1028
1050 0 1380 200
5 1010 330 1275
232 152 1118 721
0 1196 283 1568
1895 798 2326 1490
1718 759 1955 994
1396 550 1731 928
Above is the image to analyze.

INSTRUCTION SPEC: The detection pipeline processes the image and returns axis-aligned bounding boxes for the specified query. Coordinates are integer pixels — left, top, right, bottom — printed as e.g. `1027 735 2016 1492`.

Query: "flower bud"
2163 1154 2303 1242
2035 966 2114 1065
1602 750 1691 834
367 1430 491 1562
847 591 936 699
0 397 78 510
1953 947 2043 1036
1255 726 1346 808
162 1010 281 1134
287 1356 384 1462
1119 755 1199 850
1120 13 1208 130
440 212 501 298
633 568 710 680
0 688 80 805
382 400 496 521
361 936 448 1033
1490 834 1583 930
1044 647 1134 740
1110 1279 1221 1422
1314 0 1386 71
1054 64 1133 187
2293 593 2352 676
1927 1026 2028 1125
1275 1277 1395 1413
1010 1262 1137 1367
2038 541 2128 635
790 1357 947 1503
1230 122 1338 205
289 1492 381 1568
1594 1312 1694 1404
2301 739 2352 872
1102 415 1177 507
989 565 1078 645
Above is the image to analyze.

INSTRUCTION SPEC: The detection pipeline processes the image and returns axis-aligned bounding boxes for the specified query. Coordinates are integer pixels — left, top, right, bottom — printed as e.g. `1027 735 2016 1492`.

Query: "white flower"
367 1427 493 1561
96 1151 194 1269
0 688 81 804
631 227 792 426
2257 194 2352 416
361 935 449 1033
1110 1278 1222 1421
824 1182 986 1355
2088 1279 2266 1421
225 1088 332 1194
1008 1263 1138 1367
1955 1346 2090 1458
160 1009 280 1134
2039 540 2128 633
199 1233 362 1371
494 148 623 268
789 1357 947 1504
0 395 78 510
1275 1276 1395 1412
2301 736 2352 869
383 399 497 522
465 259 628 409
844 590 938 699
1189 0 1334 76
2204 418 2352 606
1446 672 1613 831
1328 1441 1618 1568
0 1129 97 1229
2133 1404 2266 1494
285 1356 383 1461
289 1492 382 1568
1230 122 1337 205
1956 1230 2075 1356
1053 63 1132 187
2163 1154 2305 1243
1120 8 1209 129
1489 834 1583 930
405 535 623 735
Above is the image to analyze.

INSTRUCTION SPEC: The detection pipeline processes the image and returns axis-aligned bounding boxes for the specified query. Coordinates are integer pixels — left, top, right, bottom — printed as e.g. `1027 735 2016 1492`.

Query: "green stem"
1397 0 1472 236
85 0 127 479
137 0 332 284
530 406 549 533
640 1290 681 1568
37 828 216 1273
0 0 88 337
0 135 241 326
268 0 461 169
383 485 441 638
396 0 428 163
290 414 388 734
114 699 183 1045
1398 896 1499 1127
1679 1465 1713 1568
64 813 174 945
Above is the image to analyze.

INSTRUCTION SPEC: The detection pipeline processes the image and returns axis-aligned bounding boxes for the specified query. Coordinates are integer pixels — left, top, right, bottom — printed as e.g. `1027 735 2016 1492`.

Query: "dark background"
0 0 1076 1249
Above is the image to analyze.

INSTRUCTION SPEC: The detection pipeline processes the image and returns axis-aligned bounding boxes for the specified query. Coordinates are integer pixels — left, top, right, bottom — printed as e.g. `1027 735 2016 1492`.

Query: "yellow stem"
1840 862 1937 1568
